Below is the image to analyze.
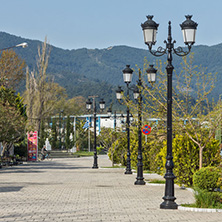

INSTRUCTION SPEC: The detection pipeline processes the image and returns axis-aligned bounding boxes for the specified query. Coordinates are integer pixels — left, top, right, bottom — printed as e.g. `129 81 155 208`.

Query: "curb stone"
178 206 222 212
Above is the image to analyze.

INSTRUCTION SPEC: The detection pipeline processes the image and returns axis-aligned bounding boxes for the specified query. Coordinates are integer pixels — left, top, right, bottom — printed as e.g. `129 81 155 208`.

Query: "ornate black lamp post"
133 66 157 185
86 96 105 168
141 15 197 209
116 65 134 174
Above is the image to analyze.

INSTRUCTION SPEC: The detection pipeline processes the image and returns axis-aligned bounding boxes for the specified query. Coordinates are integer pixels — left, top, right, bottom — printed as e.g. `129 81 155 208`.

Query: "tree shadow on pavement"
0 186 23 192
0 160 91 174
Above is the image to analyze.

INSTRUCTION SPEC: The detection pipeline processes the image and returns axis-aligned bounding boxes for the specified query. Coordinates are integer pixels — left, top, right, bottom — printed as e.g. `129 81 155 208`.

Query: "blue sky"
0 0 221 50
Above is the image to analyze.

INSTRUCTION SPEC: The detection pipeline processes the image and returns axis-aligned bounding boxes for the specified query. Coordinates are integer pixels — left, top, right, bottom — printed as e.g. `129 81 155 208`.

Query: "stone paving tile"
0 155 221 222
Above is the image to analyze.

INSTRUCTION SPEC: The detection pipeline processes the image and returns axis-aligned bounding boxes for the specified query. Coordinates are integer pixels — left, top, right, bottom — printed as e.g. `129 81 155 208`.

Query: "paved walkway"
0 155 221 222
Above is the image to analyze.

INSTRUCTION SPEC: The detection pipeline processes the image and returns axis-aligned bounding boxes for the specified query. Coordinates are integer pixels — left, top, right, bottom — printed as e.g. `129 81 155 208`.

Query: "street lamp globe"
180 15 198 46
133 86 139 100
141 15 159 46
116 86 123 100
146 64 157 83
107 107 112 117
122 65 133 84
86 99 92 110
99 98 105 110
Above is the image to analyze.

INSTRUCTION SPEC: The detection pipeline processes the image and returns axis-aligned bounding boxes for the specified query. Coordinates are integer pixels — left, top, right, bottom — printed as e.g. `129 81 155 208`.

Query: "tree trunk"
199 146 203 169
111 150 114 167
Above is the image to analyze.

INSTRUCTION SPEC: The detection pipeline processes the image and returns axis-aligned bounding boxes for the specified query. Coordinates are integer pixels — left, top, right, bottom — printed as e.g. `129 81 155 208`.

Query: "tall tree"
0 50 26 88
128 54 220 169
24 37 66 133
54 96 85 116
0 87 26 156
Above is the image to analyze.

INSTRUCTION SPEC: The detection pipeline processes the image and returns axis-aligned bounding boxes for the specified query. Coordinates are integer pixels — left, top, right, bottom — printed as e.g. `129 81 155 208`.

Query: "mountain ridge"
0 31 221 102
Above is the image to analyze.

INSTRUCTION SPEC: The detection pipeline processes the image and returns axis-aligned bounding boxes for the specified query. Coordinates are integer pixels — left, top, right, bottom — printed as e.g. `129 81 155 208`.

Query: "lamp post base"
92 154 98 169
160 200 178 209
124 170 132 174
92 156 99 169
134 179 145 185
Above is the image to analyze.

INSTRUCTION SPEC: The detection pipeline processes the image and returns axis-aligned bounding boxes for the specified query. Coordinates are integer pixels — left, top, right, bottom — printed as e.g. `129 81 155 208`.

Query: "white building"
71 114 129 134
71 114 160 134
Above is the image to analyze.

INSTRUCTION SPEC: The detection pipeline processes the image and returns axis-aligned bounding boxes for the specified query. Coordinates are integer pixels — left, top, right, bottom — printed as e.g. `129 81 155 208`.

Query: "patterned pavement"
0 155 221 222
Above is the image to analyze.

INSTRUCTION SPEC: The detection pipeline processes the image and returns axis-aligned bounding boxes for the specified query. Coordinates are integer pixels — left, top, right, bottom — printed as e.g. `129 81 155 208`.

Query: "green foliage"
109 55 221 185
97 127 118 152
96 146 105 154
128 125 165 171
38 120 48 150
129 126 152 170
75 119 92 151
106 125 162 170
49 118 57 149
0 49 26 89
65 115 72 150
73 151 94 157
156 134 221 187
54 96 85 116
2 32 222 106
0 87 27 147
146 179 165 184
144 131 164 172
108 131 127 166
193 188 222 209
14 136 27 158
193 167 222 191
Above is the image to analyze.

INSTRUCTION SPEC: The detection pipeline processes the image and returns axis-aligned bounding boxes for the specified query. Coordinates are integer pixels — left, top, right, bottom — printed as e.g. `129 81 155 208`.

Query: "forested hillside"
0 31 221 101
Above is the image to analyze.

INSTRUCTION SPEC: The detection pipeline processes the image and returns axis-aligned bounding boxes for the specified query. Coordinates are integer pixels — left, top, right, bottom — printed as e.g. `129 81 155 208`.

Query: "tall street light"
86 96 105 168
141 15 197 209
133 65 157 185
116 65 134 174
0 42 28 52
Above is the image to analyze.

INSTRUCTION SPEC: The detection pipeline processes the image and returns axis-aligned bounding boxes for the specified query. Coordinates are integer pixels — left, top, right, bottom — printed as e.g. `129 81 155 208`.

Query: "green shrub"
194 188 222 208
128 126 163 171
108 131 127 166
14 136 27 158
193 167 221 191
156 134 221 187
96 146 105 154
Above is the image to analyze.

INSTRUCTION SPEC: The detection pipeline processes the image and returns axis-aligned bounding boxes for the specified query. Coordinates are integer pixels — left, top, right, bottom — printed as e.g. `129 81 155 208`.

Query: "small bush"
194 188 222 209
193 167 221 191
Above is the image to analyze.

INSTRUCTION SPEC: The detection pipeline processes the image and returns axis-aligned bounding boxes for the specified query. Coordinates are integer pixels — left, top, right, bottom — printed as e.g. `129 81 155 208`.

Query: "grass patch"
102 165 125 169
181 189 222 209
193 189 222 209
73 151 94 157
143 170 155 174
145 179 165 184
181 203 197 208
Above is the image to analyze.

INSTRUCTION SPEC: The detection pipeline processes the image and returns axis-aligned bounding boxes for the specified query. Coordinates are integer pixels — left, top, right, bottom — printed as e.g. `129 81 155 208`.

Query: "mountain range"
0 31 221 107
